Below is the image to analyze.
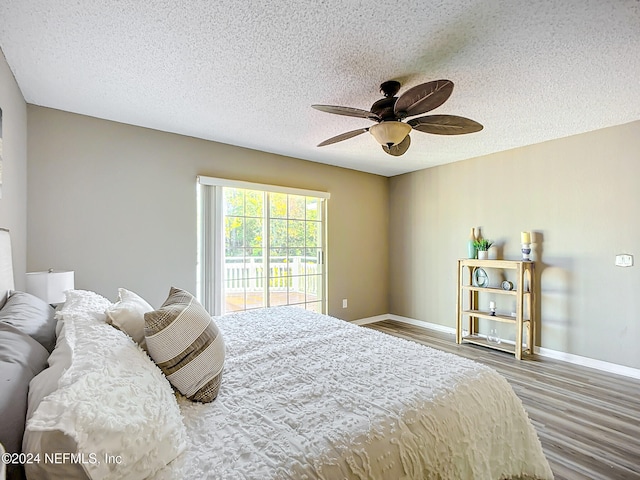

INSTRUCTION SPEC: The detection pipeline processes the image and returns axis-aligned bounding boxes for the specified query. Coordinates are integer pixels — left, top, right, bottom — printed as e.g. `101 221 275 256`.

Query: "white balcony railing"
225 256 320 294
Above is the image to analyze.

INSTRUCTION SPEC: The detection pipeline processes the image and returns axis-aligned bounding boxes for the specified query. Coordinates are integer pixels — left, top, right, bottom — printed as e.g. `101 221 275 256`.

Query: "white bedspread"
153 307 553 480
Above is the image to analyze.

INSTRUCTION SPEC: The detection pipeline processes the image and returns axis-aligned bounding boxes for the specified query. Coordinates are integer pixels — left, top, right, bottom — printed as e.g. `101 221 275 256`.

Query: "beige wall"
0 49 28 289
27 106 389 320
25 99 640 368
389 121 640 369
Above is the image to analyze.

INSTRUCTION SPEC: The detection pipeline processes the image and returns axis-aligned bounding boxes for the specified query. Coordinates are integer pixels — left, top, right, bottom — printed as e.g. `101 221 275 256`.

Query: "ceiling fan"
312 80 483 156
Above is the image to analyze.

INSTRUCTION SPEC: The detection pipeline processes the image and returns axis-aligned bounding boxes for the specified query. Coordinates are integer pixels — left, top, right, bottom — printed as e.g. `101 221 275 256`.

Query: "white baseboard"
350 314 390 326
388 314 457 335
534 346 640 380
354 313 640 380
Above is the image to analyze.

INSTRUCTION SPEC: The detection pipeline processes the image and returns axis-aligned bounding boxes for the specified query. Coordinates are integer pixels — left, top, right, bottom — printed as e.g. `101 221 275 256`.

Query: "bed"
0 229 554 480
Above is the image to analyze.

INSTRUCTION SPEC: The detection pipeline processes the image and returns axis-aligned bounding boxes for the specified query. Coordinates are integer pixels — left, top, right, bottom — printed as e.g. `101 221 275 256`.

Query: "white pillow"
24 303 187 480
105 288 153 348
56 289 113 323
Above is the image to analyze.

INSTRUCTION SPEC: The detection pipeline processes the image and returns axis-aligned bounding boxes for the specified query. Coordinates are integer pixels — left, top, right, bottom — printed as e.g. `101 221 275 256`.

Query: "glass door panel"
221 187 325 314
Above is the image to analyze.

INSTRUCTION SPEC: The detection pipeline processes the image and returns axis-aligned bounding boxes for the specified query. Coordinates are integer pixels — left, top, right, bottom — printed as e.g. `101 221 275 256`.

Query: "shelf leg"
515 263 524 360
530 264 536 355
456 261 462 344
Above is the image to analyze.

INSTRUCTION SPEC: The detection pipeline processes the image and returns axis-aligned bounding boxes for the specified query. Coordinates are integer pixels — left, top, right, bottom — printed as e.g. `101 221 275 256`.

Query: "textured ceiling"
1 0 639 177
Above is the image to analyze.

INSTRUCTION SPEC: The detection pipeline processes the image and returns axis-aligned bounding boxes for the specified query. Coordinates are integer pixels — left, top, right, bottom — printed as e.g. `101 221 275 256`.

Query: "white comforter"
153 307 553 480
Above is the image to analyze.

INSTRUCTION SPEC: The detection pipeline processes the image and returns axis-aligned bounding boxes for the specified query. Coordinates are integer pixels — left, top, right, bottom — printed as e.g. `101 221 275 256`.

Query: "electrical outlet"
615 254 634 267
342 298 348 308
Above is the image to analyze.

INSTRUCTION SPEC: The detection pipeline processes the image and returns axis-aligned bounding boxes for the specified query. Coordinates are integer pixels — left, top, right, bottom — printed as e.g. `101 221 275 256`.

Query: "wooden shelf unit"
456 259 535 359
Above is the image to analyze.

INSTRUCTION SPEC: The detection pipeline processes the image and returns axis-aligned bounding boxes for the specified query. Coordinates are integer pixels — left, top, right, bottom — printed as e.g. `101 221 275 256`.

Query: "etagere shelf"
456 259 535 359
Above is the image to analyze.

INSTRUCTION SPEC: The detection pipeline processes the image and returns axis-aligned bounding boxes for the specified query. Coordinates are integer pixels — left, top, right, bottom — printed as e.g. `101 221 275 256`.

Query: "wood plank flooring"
364 320 640 480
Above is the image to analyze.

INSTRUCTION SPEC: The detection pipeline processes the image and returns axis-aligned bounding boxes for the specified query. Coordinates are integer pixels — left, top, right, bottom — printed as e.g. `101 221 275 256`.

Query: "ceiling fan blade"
394 80 454 118
382 134 411 156
312 105 380 121
408 114 483 135
317 128 369 147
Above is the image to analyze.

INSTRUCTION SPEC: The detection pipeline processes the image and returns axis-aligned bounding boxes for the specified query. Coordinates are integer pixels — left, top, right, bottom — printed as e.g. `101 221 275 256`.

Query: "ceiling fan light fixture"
369 121 412 148
313 79 482 156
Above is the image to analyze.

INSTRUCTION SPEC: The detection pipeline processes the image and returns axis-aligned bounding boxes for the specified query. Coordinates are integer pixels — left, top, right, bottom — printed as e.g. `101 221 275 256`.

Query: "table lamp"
26 269 75 305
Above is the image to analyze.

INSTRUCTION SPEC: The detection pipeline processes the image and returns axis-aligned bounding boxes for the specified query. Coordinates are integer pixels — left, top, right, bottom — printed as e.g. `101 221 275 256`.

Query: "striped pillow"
144 287 225 403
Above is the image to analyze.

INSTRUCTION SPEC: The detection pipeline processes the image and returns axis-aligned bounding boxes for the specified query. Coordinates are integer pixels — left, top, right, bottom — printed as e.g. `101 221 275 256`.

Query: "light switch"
615 254 633 267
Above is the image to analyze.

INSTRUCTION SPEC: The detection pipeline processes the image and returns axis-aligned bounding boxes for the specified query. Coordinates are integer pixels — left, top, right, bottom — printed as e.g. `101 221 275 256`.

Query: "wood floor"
364 320 640 480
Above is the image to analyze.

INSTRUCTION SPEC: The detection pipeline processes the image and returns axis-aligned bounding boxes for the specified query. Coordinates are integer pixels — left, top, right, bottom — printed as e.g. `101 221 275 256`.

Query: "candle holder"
489 301 496 316
521 243 531 261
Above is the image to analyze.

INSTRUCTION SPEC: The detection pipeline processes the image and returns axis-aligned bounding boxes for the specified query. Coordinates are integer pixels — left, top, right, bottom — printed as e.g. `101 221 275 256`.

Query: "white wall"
389 121 640 369
0 49 27 289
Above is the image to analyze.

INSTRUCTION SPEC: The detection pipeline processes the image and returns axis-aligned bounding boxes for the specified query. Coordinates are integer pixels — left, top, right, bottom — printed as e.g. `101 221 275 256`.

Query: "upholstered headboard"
0 228 14 307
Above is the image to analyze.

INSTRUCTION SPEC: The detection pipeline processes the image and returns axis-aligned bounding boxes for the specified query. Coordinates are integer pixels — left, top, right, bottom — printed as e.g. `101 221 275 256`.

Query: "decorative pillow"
24 306 187 480
105 288 153 348
0 290 57 352
0 323 49 480
145 287 225 403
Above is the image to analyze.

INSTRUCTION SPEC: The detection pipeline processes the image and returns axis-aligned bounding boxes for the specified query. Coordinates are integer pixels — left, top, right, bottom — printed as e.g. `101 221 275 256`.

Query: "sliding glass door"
198 177 328 315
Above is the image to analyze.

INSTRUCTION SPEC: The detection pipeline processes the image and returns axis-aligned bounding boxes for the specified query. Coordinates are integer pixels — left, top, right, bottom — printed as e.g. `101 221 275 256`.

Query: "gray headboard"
0 228 14 307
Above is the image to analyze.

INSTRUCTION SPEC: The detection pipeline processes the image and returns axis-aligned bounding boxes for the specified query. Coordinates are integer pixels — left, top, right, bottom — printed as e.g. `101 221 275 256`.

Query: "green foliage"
224 188 321 259
473 239 493 251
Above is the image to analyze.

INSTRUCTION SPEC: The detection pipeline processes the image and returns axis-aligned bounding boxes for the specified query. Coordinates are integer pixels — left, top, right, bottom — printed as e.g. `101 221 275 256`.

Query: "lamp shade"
369 121 412 147
26 270 75 304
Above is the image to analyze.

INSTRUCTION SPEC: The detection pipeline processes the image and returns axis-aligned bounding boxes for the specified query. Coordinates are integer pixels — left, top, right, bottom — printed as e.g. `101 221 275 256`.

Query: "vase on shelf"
467 228 477 259
477 250 489 260
487 327 501 344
